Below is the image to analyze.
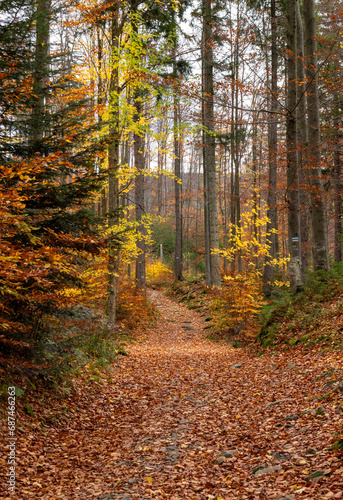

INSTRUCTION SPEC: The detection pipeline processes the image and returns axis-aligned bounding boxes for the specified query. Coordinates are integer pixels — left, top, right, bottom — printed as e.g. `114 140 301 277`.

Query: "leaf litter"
0 289 342 499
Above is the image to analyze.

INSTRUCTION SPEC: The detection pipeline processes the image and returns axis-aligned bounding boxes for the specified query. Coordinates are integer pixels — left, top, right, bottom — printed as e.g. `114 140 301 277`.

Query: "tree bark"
234 50 241 274
263 0 278 295
296 2 310 274
107 5 121 330
173 52 183 280
134 93 146 291
157 119 164 217
334 136 342 262
30 0 51 148
202 0 220 287
286 0 303 293
303 0 329 271
252 121 258 268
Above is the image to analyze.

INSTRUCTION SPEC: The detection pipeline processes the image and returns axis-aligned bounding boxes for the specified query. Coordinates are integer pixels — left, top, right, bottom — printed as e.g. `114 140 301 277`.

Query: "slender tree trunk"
101 188 107 215
223 148 228 274
157 120 164 217
303 0 329 270
202 46 211 285
107 6 121 329
234 8 241 274
230 73 236 273
134 94 146 290
263 0 278 295
334 136 342 262
252 121 258 268
286 0 303 293
30 0 51 148
96 24 107 217
296 2 310 273
202 0 220 287
173 52 183 280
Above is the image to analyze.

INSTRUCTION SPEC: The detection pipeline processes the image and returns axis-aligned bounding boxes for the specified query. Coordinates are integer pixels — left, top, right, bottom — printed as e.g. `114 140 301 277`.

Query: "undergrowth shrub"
116 279 156 329
210 272 264 336
146 260 173 288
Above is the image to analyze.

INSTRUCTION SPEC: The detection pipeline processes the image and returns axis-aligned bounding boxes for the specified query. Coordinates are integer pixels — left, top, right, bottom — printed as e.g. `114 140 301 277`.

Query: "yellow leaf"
146 477 153 484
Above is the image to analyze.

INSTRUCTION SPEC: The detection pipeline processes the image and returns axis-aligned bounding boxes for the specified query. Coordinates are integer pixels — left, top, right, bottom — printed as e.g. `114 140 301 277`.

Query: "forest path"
14 290 342 500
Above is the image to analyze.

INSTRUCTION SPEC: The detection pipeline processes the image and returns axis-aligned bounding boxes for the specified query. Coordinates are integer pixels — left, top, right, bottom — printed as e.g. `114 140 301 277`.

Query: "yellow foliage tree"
210 204 289 336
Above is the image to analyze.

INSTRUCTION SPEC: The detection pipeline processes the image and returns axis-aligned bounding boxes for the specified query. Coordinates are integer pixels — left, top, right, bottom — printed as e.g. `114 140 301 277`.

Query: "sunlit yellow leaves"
146 260 173 287
210 270 264 333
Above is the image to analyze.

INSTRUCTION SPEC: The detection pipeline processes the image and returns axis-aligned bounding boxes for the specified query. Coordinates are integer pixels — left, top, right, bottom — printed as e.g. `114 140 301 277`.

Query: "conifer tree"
0 0 105 348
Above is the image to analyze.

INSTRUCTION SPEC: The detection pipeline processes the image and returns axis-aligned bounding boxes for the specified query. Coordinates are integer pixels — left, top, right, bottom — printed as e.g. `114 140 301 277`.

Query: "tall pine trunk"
303 0 329 271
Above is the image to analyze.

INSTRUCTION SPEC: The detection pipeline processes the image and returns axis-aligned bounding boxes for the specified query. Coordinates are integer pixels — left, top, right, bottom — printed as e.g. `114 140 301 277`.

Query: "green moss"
289 337 299 346
257 263 343 349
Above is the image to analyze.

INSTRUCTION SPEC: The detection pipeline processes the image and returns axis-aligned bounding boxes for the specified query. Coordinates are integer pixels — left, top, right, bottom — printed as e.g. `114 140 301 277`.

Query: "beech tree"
202 0 221 287
173 31 183 281
286 0 303 292
263 0 279 295
107 1 122 328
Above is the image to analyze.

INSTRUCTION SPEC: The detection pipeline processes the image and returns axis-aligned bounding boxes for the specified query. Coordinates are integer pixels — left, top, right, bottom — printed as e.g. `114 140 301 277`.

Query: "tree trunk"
202 48 211 285
30 0 51 148
202 0 220 287
263 0 278 295
107 6 121 330
96 24 107 217
230 77 235 273
157 119 164 217
252 121 258 268
286 0 303 293
303 0 329 271
223 147 229 274
296 2 310 274
334 136 342 262
234 7 242 274
134 94 146 291
173 53 183 280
